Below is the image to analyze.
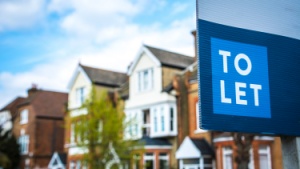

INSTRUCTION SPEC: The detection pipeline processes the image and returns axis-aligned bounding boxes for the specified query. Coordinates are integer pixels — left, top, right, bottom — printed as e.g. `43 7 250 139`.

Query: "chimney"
191 30 197 61
27 84 38 97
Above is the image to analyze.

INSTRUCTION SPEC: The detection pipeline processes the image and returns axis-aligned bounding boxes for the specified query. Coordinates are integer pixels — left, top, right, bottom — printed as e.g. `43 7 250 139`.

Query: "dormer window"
138 68 153 92
20 109 28 124
76 87 86 106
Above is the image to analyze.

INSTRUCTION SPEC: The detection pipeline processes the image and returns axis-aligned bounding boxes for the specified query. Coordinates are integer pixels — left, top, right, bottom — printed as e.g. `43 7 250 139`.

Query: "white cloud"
0 0 196 108
0 0 46 31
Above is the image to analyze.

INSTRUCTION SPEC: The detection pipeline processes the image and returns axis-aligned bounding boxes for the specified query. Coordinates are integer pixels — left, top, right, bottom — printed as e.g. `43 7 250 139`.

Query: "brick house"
65 63 128 168
0 97 25 132
1 86 68 168
121 44 194 169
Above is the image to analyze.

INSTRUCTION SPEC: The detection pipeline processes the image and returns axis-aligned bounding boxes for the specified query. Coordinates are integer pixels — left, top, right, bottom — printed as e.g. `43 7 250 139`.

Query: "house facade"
65 63 128 168
123 45 194 169
0 97 25 133
1 86 68 168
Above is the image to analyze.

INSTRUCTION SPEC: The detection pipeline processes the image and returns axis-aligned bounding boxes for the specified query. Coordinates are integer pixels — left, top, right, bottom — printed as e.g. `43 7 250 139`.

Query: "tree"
72 88 141 169
0 128 20 169
232 132 255 169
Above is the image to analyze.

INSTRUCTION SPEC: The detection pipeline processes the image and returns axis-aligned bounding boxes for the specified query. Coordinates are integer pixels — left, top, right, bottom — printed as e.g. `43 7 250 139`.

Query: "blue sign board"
197 1 300 136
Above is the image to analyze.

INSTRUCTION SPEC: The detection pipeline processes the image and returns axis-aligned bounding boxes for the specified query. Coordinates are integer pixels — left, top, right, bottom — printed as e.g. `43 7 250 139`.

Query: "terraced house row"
0 31 284 169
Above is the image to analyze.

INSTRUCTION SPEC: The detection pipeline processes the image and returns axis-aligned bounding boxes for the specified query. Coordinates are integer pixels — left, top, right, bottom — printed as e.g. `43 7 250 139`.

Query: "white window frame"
159 153 169 169
195 102 206 133
160 107 165 132
19 134 29 154
153 108 158 133
259 145 272 169
138 68 153 92
222 146 233 169
20 109 28 124
144 153 155 169
76 87 86 106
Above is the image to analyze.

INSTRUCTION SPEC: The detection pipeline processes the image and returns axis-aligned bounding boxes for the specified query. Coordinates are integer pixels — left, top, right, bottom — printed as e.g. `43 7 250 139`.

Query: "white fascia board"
176 136 201 159
67 65 92 90
127 45 161 76
214 136 274 143
144 145 172 149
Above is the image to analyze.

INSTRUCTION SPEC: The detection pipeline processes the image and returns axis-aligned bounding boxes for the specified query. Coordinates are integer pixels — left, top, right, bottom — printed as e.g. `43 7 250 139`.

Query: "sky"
0 0 196 108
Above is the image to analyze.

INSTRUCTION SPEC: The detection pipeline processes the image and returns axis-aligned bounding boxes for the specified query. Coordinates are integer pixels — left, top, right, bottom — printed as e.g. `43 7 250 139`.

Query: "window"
76 87 86 106
195 102 206 133
142 109 150 136
154 109 158 132
223 146 233 169
161 107 164 132
20 109 28 124
159 153 169 169
259 145 271 169
144 153 155 169
19 135 29 154
138 68 153 92
170 107 174 132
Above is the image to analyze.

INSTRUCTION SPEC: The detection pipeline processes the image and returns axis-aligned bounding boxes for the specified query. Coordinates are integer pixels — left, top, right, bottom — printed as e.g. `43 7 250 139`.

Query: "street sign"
197 0 300 136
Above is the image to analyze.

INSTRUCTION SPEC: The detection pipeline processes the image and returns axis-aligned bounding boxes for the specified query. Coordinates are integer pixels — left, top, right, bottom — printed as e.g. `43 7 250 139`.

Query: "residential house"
168 31 283 169
1 86 68 168
0 97 25 132
65 63 128 168
122 44 194 169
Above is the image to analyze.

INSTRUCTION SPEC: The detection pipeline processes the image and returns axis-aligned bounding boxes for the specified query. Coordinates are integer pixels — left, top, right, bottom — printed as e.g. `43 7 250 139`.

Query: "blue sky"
0 0 196 107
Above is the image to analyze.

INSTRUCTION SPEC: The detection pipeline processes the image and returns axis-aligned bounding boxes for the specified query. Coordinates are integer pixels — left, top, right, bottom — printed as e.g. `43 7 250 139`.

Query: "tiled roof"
0 97 25 112
145 45 194 69
139 136 171 146
190 138 215 156
18 89 68 118
80 64 128 87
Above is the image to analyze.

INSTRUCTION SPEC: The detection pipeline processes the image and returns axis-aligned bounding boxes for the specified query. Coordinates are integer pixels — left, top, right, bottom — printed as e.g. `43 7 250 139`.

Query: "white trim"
144 145 172 149
106 142 122 169
222 146 233 169
213 137 234 143
214 136 275 143
254 136 274 141
127 45 161 75
144 152 155 169
258 145 272 169
48 152 66 169
67 65 92 90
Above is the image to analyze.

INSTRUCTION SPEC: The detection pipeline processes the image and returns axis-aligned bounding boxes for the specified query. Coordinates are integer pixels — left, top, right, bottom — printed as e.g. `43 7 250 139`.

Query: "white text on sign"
219 50 262 106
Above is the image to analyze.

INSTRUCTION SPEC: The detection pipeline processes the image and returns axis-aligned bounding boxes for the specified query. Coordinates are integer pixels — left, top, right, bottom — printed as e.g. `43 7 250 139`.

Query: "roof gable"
127 44 194 75
127 45 161 75
67 64 92 90
176 137 201 159
0 97 25 114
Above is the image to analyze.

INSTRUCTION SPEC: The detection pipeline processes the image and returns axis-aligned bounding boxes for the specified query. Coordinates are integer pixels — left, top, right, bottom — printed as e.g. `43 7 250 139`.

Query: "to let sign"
197 0 300 136
211 38 271 118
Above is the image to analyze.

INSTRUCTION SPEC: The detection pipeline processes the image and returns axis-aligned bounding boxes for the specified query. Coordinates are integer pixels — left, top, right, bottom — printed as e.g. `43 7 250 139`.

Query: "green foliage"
0 129 20 169
72 87 142 169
